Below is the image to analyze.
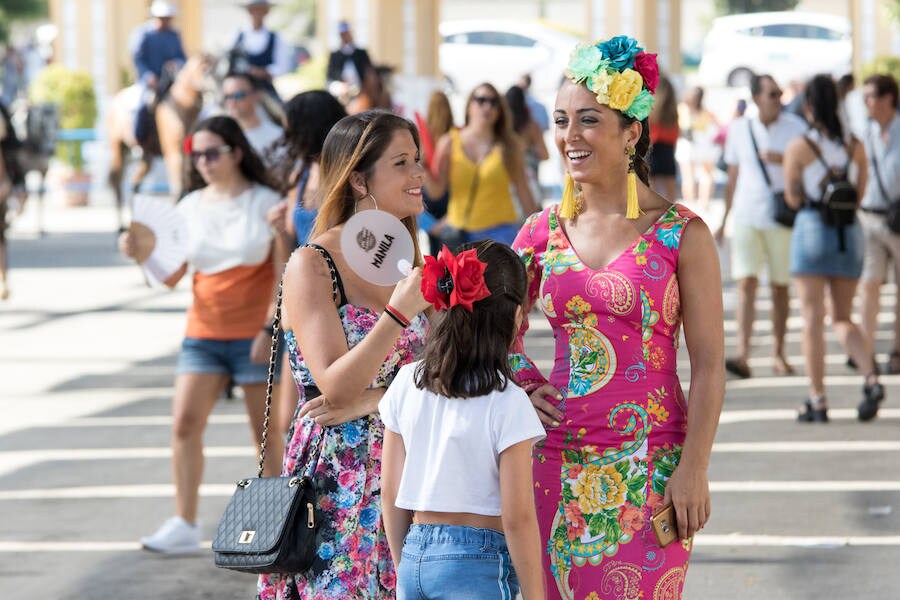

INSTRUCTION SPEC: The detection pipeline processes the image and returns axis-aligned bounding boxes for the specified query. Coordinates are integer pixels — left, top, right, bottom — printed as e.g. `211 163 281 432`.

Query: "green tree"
0 0 48 43
272 0 316 41
886 0 900 23
714 0 800 14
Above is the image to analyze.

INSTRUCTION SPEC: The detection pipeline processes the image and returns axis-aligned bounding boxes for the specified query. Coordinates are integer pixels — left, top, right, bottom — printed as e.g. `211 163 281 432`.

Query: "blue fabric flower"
343 423 362 448
656 225 683 249
598 35 643 70
359 507 379 529
317 542 335 559
337 490 356 509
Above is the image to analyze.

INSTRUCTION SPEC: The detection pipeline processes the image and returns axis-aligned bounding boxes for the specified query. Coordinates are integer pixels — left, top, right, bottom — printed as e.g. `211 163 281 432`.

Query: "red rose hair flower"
183 135 193 155
421 245 491 312
632 52 659 94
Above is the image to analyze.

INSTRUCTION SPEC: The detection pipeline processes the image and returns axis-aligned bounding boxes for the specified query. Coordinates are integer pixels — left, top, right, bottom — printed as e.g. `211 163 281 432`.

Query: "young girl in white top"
380 240 546 600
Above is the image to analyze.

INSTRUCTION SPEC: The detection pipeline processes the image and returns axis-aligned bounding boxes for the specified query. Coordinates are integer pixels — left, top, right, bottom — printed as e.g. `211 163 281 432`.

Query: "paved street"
1 191 899 599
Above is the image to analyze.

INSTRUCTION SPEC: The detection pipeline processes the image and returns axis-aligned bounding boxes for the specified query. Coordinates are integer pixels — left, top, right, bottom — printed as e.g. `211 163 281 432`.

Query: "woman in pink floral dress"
510 37 725 600
258 110 432 599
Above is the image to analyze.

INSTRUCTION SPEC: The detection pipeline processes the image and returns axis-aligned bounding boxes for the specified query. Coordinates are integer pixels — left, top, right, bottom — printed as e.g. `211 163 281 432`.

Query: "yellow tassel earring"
625 146 641 220
559 171 582 219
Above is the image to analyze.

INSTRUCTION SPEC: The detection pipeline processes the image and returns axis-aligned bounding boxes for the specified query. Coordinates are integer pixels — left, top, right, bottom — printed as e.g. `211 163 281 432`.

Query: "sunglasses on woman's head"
190 145 232 163
473 95 500 107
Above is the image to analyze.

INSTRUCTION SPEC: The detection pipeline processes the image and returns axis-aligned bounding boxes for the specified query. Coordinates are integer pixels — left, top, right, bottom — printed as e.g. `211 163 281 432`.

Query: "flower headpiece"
183 135 193 155
421 245 491 312
564 35 658 121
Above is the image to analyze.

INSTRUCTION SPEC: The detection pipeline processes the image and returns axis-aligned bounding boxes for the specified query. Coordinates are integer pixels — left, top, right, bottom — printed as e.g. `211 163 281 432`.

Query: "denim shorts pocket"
420 552 495 562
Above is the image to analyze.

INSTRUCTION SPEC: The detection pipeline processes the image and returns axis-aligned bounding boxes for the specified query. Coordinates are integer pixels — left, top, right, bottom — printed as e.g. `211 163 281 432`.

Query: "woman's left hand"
662 460 711 541
297 390 382 426
250 330 272 364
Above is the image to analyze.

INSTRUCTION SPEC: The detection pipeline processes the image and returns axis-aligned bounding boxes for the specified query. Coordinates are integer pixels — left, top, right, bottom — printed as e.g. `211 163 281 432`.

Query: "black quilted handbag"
212 281 321 574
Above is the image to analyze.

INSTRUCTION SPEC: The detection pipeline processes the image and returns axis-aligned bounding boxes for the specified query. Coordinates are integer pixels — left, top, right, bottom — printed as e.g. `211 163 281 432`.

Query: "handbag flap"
212 476 307 555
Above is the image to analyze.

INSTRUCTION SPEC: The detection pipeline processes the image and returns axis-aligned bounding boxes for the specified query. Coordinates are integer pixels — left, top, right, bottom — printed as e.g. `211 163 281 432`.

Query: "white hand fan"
129 194 189 286
340 210 415 285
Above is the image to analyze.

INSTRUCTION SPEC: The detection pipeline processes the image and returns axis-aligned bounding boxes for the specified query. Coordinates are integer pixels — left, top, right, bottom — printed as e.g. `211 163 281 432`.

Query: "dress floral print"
257 305 428 600
510 203 698 600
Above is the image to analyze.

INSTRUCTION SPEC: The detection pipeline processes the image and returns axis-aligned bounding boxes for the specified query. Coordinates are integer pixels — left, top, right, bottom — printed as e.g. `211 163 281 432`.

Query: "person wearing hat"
129 0 186 142
326 20 373 98
230 0 293 102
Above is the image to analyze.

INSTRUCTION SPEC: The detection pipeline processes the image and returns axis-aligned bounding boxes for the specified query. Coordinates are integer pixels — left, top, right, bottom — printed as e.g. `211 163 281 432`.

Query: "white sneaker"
140 516 201 554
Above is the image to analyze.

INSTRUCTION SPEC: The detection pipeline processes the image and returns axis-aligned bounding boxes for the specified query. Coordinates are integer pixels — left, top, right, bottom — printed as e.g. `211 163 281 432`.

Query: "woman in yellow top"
426 83 540 246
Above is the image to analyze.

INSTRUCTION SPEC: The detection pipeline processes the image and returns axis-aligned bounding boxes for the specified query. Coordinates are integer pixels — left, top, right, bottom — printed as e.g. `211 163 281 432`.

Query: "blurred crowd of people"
654 70 899 425
3 3 899 597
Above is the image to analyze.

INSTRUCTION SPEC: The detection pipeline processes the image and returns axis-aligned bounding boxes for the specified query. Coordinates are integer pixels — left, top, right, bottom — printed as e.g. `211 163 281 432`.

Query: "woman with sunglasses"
425 83 540 247
118 115 289 554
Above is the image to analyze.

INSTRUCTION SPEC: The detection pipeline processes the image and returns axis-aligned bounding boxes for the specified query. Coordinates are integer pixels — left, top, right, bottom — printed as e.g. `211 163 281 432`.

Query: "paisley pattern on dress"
587 271 637 316
510 203 698 600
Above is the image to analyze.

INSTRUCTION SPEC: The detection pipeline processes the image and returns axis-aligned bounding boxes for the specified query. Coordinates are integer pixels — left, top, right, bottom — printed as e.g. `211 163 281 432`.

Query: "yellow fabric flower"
589 70 613 106
586 593 601 600
571 464 627 514
608 69 644 112
566 295 591 316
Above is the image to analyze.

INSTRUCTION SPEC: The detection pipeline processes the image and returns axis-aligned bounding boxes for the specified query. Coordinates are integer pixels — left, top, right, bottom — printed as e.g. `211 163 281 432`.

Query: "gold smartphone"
650 504 678 548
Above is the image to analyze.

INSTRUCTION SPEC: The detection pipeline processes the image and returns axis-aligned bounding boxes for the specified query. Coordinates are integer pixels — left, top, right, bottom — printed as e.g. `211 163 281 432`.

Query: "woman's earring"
559 171 583 219
356 192 378 214
625 146 641 220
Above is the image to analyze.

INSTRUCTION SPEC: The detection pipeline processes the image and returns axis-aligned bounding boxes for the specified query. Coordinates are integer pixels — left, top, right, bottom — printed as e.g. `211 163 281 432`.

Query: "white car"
439 20 581 98
698 11 852 88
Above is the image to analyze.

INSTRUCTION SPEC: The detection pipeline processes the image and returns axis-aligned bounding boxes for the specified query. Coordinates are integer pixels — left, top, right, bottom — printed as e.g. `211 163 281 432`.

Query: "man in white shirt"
858 74 900 382
230 0 293 102
716 74 807 379
222 72 283 156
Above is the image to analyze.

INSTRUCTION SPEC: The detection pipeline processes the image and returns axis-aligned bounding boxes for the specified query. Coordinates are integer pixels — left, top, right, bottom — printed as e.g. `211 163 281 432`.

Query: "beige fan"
129 194 188 286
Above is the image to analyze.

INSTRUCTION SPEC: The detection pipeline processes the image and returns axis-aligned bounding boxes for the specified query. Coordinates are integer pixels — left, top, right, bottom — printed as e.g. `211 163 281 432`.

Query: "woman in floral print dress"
258 110 432 599
510 38 724 600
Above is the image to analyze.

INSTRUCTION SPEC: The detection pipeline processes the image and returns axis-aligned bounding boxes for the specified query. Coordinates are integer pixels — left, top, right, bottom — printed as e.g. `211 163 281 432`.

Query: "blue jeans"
397 524 519 600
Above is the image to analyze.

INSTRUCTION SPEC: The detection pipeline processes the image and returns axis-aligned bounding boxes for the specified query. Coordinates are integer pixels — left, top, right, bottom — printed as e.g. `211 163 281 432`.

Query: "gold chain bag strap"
212 278 322 574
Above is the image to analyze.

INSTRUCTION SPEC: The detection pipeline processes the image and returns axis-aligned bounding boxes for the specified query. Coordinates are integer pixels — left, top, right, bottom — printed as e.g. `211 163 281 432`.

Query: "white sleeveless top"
802 129 857 202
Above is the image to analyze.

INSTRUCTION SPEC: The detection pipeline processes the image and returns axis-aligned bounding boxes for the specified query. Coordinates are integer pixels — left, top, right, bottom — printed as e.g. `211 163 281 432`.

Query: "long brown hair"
464 82 524 178
414 240 527 398
183 115 275 195
426 90 454 139
650 75 679 128
313 110 424 266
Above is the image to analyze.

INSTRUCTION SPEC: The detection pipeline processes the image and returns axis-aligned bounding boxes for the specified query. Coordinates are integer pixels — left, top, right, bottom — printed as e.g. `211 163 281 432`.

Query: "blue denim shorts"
397 524 518 600
790 208 864 279
175 336 281 384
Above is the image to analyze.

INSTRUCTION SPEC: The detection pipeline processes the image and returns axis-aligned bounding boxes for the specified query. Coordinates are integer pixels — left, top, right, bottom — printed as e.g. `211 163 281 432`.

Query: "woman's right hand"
529 384 564 427
267 201 289 235
387 266 430 318
118 231 137 260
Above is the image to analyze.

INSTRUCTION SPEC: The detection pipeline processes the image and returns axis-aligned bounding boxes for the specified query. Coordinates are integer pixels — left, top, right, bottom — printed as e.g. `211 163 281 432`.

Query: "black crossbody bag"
747 120 796 228
212 280 321 574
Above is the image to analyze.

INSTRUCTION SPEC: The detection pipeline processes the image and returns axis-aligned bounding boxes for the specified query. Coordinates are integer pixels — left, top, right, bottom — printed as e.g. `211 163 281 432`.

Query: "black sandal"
725 358 751 379
858 380 885 422
798 399 828 423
